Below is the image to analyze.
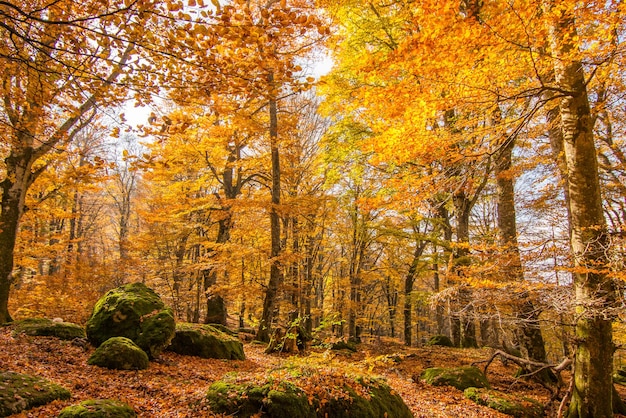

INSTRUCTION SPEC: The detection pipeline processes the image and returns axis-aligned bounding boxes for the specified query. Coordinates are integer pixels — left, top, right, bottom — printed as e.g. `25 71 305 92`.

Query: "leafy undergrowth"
0 327 614 417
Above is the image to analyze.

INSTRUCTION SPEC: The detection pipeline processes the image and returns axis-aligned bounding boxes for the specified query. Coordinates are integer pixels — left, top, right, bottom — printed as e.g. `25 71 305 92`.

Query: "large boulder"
421 366 490 390
87 337 149 370
0 371 70 416
86 282 175 358
12 318 86 340
464 387 544 418
426 334 454 347
168 323 245 360
206 366 412 418
58 399 137 418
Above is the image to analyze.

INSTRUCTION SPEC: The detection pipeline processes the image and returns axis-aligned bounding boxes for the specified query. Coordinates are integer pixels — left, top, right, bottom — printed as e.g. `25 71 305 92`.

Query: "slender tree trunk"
386 284 396 339
433 261 445 334
495 136 548 364
542 3 617 416
257 75 282 343
403 264 415 346
404 241 427 346
453 192 477 348
303 232 316 334
435 203 452 337
348 237 365 343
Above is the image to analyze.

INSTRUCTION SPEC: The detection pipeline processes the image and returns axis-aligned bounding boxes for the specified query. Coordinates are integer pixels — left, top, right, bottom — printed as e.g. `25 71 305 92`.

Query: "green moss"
464 387 544 418
13 318 86 340
426 335 454 347
206 367 412 418
87 337 149 370
208 323 238 336
0 371 70 416
135 309 176 358
58 399 137 417
331 340 358 352
421 366 490 390
207 381 316 418
265 384 314 418
86 283 175 358
168 323 245 360
320 382 411 418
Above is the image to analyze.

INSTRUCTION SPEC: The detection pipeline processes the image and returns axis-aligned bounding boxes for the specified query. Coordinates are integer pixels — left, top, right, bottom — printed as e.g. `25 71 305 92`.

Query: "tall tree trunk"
404 240 427 346
544 86 575 359
403 259 416 346
543 3 617 416
435 203 453 337
495 136 548 365
453 191 478 348
348 234 365 343
257 75 282 343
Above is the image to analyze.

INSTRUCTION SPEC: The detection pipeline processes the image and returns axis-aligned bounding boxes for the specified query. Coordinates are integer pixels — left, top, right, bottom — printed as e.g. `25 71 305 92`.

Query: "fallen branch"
472 350 571 392
473 349 570 376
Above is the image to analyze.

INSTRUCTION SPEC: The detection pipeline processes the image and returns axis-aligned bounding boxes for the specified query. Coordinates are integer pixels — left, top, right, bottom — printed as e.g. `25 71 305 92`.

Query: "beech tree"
0 0 150 322
541 2 617 415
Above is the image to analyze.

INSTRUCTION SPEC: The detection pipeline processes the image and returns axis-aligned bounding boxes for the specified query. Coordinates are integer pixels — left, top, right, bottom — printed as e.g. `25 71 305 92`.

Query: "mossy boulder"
0 371 70 416
13 318 86 340
86 282 175 358
168 323 245 360
330 339 358 352
421 366 490 390
426 334 454 347
464 387 544 417
208 381 314 418
87 337 149 370
58 399 137 417
206 366 412 418
208 323 238 336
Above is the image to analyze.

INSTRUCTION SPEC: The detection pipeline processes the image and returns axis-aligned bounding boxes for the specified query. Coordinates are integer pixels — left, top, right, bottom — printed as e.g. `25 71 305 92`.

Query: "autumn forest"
1 0 626 416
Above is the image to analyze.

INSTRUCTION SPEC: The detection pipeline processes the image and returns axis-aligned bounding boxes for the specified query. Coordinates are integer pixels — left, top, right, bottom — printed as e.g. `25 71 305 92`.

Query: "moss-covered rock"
330 339 358 352
208 323 238 336
206 366 412 418
86 282 175 358
168 323 245 360
207 381 314 418
87 337 149 370
13 318 86 340
0 371 70 416
58 399 137 418
464 387 544 417
426 334 454 347
421 366 490 390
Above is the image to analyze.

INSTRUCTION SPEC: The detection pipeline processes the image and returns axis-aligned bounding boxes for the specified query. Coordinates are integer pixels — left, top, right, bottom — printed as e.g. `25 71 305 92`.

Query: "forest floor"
0 325 622 417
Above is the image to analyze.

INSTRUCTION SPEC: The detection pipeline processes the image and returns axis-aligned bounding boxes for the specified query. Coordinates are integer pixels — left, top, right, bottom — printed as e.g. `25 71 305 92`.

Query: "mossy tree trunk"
543 2 617 416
